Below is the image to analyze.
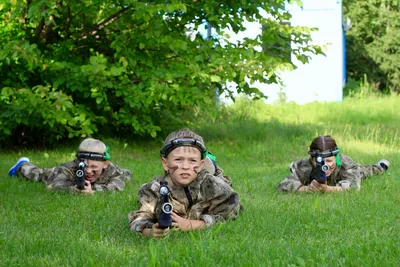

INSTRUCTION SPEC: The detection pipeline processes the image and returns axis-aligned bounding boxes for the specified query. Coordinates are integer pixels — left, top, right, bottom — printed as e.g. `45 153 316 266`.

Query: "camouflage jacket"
128 169 241 233
18 159 132 192
277 153 385 192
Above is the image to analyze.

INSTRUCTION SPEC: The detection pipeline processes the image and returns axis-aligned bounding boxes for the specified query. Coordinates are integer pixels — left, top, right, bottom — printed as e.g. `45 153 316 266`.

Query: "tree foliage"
0 0 319 145
343 0 400 93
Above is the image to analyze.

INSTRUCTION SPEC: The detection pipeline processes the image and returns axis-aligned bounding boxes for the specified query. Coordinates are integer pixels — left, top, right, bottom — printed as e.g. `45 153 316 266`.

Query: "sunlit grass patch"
1 95 399 266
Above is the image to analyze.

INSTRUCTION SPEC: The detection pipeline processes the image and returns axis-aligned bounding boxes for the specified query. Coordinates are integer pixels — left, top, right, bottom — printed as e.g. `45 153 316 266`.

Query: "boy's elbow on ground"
277 183 298 193
46 183 74 192
277 177 302 192
277 186 285 193
277 183 289 192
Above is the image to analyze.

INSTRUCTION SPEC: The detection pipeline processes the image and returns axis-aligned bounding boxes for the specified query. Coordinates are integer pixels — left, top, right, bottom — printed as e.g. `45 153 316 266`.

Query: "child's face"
323 156 336 176
162 146 204 187
84 159 109 183
312 156 336 177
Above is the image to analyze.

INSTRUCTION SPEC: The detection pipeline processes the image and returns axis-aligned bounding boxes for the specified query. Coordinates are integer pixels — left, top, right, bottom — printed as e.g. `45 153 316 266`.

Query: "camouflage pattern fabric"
202 156 233 186
128 169 241 233
278 153 386 192
17 159 132 192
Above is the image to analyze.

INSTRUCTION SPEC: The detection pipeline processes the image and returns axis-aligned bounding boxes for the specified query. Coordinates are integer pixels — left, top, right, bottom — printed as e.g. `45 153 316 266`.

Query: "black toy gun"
75 150 109 190
158 181 173 229
75 160 86 189
310 155 328 184
308 148 340 184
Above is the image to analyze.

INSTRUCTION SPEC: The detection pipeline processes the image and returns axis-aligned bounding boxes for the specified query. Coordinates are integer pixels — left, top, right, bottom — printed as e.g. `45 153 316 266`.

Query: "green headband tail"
336 149 341 166
206 151 216 161
105 146 111 160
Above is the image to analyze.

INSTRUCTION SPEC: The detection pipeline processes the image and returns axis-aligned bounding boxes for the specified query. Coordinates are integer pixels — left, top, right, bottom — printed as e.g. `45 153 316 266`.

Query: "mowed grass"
1 95 399 266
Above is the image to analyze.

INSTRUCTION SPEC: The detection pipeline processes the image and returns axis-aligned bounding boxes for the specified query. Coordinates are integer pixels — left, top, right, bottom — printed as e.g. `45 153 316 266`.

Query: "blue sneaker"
8 157 30 176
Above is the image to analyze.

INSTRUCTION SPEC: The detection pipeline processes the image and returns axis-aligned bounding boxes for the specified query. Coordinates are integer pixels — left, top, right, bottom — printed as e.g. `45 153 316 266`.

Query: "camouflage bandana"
160 138 207 159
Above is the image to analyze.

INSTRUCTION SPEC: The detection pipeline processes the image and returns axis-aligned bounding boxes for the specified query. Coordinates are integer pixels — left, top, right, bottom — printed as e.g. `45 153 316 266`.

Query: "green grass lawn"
1 96 399 266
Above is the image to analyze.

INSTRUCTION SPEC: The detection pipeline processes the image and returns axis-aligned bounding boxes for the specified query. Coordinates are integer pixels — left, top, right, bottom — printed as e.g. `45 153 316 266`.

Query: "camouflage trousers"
17 162 56 184
358 163 385 180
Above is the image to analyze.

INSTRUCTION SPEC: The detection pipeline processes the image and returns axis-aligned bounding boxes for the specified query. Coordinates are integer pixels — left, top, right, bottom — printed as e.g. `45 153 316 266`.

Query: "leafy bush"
0 0 320 146
344 0 400 93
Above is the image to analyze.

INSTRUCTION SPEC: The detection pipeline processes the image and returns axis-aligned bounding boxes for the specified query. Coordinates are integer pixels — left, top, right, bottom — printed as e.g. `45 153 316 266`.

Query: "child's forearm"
297 184 344 193
297 185 309 192
180 219 206 231
141 228 153 236
327 185 344 192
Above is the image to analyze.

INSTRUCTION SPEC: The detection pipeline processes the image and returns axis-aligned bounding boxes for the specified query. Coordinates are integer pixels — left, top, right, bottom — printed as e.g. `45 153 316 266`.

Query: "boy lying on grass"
128 128 241 238
8 138 132 194
278 135 389 193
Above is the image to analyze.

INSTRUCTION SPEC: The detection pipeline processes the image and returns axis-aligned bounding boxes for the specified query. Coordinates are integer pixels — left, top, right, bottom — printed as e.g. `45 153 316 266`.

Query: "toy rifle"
75 161 86 189
310 155 329 184
308 148 340 184
158 181 173 229
75 149 110 190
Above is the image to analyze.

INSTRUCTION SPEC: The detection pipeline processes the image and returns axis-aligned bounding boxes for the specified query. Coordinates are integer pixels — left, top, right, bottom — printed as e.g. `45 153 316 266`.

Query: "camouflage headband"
308 147 341 166
160 138 207 159
308 147 340 158
77 146 111 161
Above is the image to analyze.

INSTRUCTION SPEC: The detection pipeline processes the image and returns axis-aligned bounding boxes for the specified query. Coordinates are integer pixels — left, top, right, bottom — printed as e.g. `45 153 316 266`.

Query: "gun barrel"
158 181 173 229
76 161 86 189
310 156 327 183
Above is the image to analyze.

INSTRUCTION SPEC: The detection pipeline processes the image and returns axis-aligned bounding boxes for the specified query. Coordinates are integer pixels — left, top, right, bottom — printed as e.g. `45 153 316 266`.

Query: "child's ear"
199 159 204 169
104 160 110 168
161 157 168 171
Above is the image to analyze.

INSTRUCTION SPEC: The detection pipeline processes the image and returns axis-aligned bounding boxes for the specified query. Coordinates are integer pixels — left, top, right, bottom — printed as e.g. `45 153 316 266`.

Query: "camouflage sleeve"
199 175 241 227
277 159 311 192
94 163 132 192
46 165 75 191
336 154 364 189
277 173 303 192
92 177 126 192
128 181 159 233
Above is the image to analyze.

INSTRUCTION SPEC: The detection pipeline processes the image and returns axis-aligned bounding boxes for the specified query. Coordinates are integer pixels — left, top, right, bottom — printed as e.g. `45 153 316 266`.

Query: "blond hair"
163 128 205 147
78 138 106 154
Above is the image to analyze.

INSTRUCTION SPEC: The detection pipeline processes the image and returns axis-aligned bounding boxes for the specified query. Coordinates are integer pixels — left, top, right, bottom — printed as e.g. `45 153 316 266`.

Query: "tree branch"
34 18 45 41
65 5 71 40
97 6 132 30
80 6 133 39
24 0 32 24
